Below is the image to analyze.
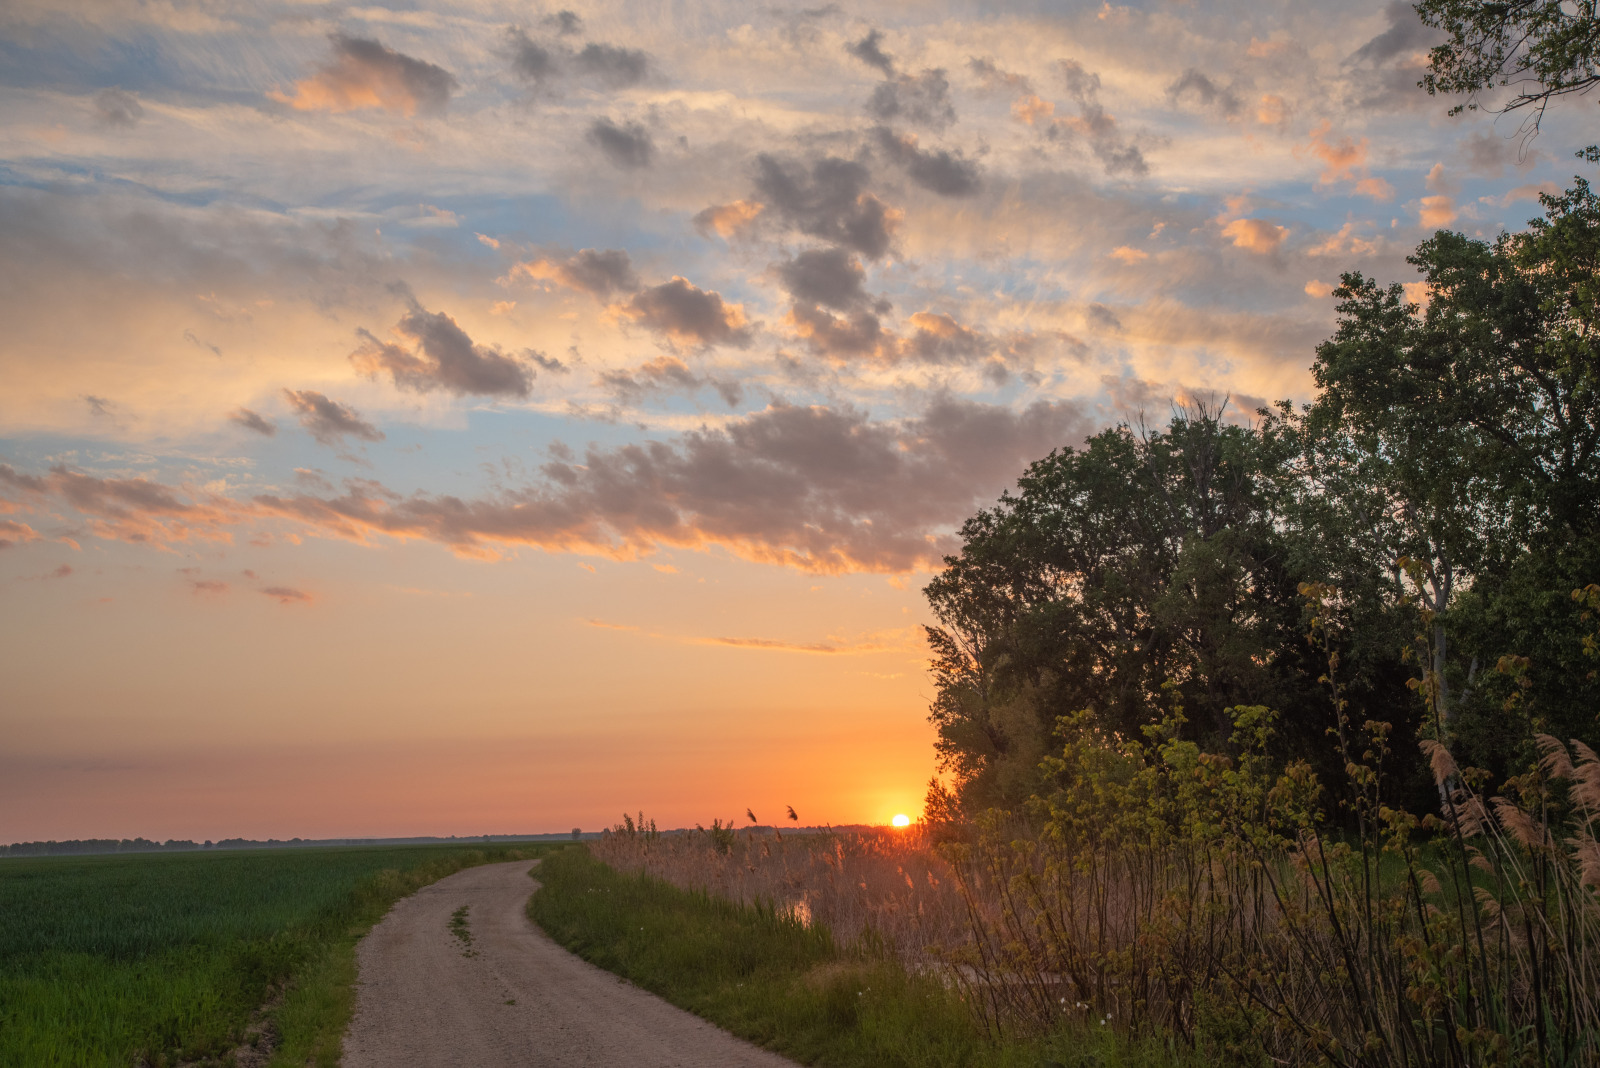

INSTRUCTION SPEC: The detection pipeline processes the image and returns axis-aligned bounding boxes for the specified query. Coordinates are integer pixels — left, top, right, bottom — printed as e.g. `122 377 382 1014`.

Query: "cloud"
1108 246 1149 264
1220 217 1288 254
846 28 895 75
597 355 742 408
867 69 956 130
1349 1 1438 65
1482 180 1561 208
190 578 228 593
1306 121 1392 199
753 154 897 259
351 299 535 397
587 118 654 169
873 128 980 197
573 43 650 88
1419 195 1457 228
0 464 240 545
506 27 560 86
3 396 1096 574
0 519 40 549
250 397 1095 573
1048 59 1148 177
93 88 143 128
516 248 640 297
788 302 889 360
776 247 873 310
228 408 277 436
83 395 116 420
505 26 651 92
613 278 751 347
272 33 457 117
693 200 764 239
1166 69 1240 116
968 57 1032 94
260 586 312 604
282 390 385 447
546 10 583 35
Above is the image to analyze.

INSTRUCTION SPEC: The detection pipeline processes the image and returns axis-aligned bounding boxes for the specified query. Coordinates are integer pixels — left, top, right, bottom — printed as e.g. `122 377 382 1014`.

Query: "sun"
891 814 911 828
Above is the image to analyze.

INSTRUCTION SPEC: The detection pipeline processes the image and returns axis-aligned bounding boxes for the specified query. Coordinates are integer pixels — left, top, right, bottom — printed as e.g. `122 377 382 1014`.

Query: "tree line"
924 181 1600 817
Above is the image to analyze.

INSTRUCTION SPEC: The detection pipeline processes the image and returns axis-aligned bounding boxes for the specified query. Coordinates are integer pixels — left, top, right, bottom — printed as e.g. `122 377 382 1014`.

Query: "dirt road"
342 859 800 1067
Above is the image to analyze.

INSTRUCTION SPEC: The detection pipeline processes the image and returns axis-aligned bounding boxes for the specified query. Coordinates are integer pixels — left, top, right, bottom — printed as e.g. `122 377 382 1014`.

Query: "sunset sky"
1 0 1588 842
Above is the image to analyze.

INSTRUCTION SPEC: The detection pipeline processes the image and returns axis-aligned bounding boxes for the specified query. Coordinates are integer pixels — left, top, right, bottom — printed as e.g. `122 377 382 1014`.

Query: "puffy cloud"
693 200 764 240
1419 195 1457 228
1306 121 1392 199
92 88 142 127
251 397 1095 573
873 128 980 197
776 247 874 310
1220 217 1288 254
587 118 654 169
1108 246 1149 264
261 586 312 604
867 69 956 130
272 33 457 117
753 154 897 259
282 390 385 447
516 248 640 297
1165 69 1240 116
613 277 750 347
845 28 895 75
788 302 889 360
351 300 536 398
228 408 277 436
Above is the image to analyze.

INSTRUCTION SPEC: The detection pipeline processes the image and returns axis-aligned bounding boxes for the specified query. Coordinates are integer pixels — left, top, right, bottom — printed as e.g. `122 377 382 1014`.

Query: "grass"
529 845 1201 1068
0 843 556 1067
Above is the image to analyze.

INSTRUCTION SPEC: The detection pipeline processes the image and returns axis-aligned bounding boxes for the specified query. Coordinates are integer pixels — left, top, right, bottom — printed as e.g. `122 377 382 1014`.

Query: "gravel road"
342 858 800 1067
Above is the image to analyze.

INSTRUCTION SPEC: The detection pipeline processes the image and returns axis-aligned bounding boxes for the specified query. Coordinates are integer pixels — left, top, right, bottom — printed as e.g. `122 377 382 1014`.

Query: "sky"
1 0 1591 843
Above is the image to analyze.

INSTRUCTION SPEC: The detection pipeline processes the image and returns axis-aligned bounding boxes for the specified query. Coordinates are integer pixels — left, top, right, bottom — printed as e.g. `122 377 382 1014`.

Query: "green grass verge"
0 843 557 1067
528 847 1201 1068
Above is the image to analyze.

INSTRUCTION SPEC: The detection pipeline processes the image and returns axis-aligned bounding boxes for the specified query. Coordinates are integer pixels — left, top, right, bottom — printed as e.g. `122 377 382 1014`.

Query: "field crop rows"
0 844 546 1067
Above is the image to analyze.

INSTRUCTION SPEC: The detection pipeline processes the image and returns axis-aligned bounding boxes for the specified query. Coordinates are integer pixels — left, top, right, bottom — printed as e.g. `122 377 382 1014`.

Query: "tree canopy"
1417 0 1600 135
925 182 1600 815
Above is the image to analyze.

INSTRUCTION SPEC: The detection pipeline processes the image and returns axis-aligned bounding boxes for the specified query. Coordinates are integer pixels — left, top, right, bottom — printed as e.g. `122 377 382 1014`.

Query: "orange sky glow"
1 0 1582 842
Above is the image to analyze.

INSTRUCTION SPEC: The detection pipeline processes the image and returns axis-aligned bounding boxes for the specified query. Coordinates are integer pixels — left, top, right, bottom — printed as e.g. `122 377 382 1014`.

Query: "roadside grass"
530 846 1200 1068
0 843 554 1067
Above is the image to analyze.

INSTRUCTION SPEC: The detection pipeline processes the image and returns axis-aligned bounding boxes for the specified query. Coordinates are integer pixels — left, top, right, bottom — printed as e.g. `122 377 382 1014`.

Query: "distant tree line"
925 180 1600 816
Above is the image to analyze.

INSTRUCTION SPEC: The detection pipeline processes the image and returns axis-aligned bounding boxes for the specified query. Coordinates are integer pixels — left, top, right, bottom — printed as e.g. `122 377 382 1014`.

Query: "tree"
1306 182 1600 774
923 402 1329 811
1416 0 1600 141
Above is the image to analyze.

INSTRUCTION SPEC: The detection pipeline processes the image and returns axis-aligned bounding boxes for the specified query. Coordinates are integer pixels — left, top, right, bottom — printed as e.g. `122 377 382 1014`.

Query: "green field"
0 844 551 1068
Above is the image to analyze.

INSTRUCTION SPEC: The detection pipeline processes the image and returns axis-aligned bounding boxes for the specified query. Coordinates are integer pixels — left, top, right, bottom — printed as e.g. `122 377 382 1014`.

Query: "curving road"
342 859 799 1068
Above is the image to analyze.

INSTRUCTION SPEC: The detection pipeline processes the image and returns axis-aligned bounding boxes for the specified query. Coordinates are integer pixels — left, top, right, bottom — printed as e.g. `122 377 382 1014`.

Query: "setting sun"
891 814 911 828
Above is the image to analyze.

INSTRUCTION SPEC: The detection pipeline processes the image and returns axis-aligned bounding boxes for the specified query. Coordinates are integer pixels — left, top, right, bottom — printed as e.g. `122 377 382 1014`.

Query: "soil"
342 858 800 1067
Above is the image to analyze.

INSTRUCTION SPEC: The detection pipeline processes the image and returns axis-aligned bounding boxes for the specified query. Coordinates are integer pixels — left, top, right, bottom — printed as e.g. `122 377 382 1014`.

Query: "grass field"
529 846 1200 1068
0 843 552 1068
